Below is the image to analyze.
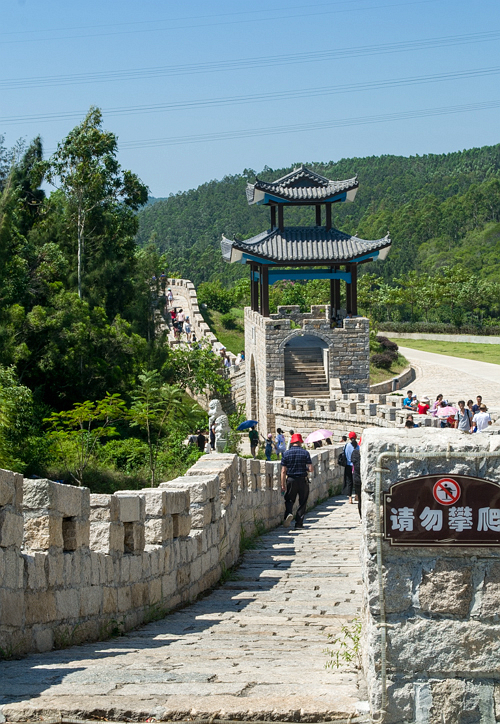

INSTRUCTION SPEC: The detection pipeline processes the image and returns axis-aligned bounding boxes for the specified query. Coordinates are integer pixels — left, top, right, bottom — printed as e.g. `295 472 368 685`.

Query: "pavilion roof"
221 227 391 265
246 165 358 205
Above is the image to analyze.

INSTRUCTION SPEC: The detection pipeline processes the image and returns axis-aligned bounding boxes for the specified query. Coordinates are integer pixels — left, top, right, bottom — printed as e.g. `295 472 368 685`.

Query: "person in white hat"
417 396 430 415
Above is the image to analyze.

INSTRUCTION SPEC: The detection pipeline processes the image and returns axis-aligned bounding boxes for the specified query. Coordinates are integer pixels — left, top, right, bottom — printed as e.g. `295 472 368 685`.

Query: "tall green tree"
42 107 148 303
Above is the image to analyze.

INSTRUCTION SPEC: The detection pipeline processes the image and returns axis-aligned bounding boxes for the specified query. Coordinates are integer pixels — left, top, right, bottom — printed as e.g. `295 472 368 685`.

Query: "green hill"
136 144 500 286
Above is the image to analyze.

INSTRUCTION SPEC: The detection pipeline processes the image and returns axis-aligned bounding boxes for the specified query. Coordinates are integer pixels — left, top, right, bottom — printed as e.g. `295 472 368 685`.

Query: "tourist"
313 440 322 449
417 396 430 415
196 429 206 452
184 316 192 342
430 394 443 417
210 423 216 451
249 425 259 458
235 352 242 365
275 428 286 458
472 395 483 414
167 288 174 306
340 435 347 444
281 433 313 529
176 308 185 332
170 307 177 324
264 433 273 461
224 355 231 368
240 350 245 361
473 404 492 433
350 438 362 519
287 430 295 449
404 419 415 429
342 431 357 504
403 390 417 411
406 414 418 428
454 400 473 433
324 437 332 445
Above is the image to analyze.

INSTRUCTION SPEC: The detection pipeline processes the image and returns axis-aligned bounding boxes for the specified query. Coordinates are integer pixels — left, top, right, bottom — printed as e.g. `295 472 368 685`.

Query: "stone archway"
283 334 329 398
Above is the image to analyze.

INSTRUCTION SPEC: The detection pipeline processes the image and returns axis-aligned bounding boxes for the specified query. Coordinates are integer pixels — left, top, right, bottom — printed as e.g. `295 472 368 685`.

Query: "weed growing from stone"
324 618 362 670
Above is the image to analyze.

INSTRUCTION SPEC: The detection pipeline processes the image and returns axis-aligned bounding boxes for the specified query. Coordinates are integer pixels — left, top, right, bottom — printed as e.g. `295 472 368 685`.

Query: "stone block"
124 521 145 554
149 577 161 605
102 586 117 614
80 586 102 617
56 588 79 619
145 516 172 545
419 560 473 617
25 551 48 591
172 513 191 538
0 589 24 626
131 582 147 608
117 585 132 612
481 562 500 618
0 509 23 548
140 488 167 517
89 521 124 553
190 502 212 529
34 626 54 653
115 493 144 523
25 590 57 624
90 494 120 522
0 468 22 508
24 514 63 550
158 486 190 514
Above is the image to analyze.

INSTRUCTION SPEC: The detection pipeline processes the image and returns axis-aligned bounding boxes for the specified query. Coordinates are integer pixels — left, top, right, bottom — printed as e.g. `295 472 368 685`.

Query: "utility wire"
114 100 500 150
0 0 436 45
2 65 500 126
1 29 498 91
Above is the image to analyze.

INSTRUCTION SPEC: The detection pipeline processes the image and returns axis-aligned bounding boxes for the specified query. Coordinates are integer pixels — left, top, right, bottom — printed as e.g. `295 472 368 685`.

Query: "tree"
44 393 127 485
164 342 231 402
43 107 148 301
129 371 203 486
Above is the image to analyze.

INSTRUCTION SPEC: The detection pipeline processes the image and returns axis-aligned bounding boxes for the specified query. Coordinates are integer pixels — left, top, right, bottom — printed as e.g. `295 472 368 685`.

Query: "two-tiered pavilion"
221 165 391 320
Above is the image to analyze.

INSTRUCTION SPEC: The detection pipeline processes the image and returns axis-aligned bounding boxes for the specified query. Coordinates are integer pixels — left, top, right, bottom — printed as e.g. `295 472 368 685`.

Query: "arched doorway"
284 335 329 398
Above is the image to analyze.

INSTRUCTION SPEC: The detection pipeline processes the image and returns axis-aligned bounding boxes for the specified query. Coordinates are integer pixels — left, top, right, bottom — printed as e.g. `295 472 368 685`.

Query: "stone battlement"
0 448 342 657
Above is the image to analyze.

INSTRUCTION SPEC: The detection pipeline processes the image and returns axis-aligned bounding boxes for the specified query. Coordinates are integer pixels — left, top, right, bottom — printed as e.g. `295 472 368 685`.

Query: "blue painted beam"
268 269 351 284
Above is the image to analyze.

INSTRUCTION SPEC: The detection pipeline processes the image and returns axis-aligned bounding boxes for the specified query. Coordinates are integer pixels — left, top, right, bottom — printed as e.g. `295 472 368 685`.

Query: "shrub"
198 281 234 314
376 335 399 352
378 322 500 335
220 312 238 329
371 351 397 369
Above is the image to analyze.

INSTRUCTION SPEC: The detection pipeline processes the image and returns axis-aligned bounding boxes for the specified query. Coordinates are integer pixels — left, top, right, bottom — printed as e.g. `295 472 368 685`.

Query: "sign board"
383 474 500 547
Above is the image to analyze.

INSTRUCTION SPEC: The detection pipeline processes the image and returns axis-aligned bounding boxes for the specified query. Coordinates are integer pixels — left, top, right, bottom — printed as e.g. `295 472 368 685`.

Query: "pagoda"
221 165 391 319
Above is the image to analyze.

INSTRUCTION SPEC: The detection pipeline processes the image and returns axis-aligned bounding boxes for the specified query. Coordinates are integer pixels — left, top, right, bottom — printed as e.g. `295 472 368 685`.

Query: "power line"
115 100 500 150
0 0 439 45
3 65 500 126
1 29 498 91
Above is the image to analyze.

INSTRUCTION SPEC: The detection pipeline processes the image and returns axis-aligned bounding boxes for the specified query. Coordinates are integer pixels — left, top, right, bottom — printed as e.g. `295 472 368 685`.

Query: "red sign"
383 474 500 547
432 478 461 505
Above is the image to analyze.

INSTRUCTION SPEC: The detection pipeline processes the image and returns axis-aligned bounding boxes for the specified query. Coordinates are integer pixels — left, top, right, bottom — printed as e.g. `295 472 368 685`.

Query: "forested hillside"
137 145 500 286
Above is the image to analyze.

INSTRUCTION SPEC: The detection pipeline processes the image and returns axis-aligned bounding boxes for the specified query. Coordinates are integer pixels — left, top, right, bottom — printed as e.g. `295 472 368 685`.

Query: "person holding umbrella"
236 419 259 458
281 433 313 529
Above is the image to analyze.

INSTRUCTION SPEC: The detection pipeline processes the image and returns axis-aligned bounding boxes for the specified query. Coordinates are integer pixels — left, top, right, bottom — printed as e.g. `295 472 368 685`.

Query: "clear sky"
1 0 500 197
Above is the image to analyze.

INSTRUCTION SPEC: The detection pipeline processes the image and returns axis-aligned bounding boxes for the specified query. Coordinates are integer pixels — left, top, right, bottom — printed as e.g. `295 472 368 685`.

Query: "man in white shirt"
473 404 492 432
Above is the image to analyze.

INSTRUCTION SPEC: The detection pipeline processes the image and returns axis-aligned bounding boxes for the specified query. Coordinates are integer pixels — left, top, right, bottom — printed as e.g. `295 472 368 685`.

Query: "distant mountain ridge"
136 144 500 286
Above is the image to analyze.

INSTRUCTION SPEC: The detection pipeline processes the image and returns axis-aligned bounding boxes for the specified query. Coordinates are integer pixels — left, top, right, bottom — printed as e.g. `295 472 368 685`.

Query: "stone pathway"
398 346 500 411
0 499 365 723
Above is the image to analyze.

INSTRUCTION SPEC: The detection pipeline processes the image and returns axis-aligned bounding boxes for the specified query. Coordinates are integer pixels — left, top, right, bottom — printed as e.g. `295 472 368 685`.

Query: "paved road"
398 346 500 411
0 499 366 722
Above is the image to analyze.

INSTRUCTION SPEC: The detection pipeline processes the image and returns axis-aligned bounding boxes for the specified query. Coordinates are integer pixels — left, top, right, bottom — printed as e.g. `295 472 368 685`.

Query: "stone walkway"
0 499 367 722
398 346 500 411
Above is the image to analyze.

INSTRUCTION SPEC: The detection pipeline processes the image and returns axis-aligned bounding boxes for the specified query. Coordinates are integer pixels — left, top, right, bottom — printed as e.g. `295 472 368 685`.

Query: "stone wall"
360 428 500 723
245 306 370 435
0 447 342 657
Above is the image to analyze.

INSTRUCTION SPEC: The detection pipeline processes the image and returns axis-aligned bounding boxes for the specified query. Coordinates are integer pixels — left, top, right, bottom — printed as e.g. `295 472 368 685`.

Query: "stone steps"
284 347 329 398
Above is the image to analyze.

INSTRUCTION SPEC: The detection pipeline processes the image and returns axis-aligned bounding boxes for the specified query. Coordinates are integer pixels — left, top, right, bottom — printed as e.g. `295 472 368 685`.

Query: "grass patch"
369 353 409 386
202 307 244 354
391 339 500 366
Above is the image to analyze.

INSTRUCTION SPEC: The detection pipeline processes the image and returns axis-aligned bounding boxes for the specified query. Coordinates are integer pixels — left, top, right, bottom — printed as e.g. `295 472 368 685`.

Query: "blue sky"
1 0 500 196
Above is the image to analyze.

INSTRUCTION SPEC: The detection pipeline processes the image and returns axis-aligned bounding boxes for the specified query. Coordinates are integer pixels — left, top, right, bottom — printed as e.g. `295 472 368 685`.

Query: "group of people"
402 390 493 432
169 307 196 344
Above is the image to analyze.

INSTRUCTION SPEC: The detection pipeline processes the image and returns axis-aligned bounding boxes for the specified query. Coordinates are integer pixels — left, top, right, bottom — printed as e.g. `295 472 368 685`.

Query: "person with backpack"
351 438 362 519
281 433 313 529
341 431 357 503
454 400 473 433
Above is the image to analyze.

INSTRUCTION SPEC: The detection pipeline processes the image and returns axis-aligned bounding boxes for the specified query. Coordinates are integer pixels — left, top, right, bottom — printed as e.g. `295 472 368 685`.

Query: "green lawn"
202 308 244 354
390 339 500 366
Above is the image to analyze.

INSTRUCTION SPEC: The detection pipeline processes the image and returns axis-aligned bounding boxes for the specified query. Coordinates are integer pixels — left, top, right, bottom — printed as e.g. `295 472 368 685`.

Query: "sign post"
383 474 500 546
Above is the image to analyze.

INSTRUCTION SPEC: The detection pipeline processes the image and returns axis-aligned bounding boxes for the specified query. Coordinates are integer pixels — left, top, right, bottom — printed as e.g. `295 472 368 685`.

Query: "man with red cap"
342 431 357 504
281 433 313 529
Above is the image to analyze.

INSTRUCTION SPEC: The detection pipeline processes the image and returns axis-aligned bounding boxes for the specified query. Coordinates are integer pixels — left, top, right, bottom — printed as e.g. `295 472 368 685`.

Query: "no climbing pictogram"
433 478 461 506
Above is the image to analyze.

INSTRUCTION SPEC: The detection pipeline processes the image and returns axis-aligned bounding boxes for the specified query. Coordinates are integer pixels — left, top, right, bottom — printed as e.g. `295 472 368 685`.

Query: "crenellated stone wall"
361 429 500 723
0 447 342 657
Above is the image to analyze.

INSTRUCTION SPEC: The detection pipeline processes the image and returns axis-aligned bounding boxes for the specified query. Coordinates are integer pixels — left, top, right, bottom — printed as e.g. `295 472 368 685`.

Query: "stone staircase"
284 347 329 398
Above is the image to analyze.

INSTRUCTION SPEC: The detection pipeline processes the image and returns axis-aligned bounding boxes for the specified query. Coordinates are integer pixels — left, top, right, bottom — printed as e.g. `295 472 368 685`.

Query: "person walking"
281 433 313 529
275 428 286 458
454 400 473 433
350 439 362 519
264 433 273 461
196 429 206 452
342 431 357 503
249 425 259 458
473 404 492 432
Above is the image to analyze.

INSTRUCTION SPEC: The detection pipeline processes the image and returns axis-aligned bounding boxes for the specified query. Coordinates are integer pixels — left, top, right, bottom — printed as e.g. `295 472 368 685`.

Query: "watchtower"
221 166 391 434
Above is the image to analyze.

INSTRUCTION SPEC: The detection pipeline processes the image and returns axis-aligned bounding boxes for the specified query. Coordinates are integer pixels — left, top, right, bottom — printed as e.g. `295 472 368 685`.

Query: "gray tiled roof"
221 227 391 264
246 165 358 204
